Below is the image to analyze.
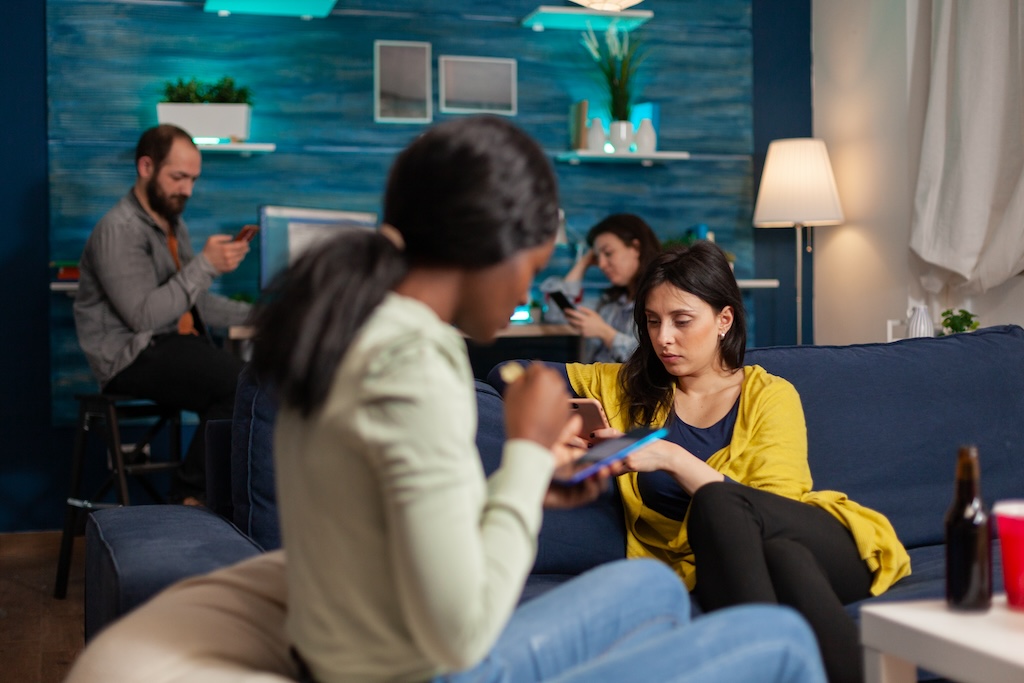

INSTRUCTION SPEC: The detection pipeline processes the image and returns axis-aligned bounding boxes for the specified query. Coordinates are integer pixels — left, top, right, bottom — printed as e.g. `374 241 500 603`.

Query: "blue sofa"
85 326 1024 661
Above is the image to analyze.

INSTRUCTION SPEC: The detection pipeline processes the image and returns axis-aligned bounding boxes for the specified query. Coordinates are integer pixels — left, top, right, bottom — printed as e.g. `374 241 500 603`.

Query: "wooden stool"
54 393 183 599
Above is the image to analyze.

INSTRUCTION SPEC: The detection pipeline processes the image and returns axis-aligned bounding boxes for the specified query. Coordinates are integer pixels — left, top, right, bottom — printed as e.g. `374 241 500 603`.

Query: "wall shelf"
521 6 652 32
737 279 780 289
556 150 692 167
196 142 276 155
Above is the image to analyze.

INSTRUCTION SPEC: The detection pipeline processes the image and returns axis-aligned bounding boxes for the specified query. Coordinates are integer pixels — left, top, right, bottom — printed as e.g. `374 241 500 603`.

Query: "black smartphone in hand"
548 291 577 313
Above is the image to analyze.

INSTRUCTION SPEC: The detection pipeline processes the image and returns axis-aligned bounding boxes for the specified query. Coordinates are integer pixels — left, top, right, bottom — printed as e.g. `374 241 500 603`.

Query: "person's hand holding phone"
543 416 614 509
502 362 572 451
201 233 251 274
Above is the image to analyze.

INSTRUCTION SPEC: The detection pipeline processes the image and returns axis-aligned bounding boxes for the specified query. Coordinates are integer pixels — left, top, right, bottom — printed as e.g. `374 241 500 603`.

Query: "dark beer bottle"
944 444 992 610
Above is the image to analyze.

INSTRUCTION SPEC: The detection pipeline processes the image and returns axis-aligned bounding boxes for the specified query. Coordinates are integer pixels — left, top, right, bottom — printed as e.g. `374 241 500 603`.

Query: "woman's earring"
719 331 726 340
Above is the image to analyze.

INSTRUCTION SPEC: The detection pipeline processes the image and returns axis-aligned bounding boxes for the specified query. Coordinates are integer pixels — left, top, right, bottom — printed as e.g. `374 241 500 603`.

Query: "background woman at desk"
543 213 660 363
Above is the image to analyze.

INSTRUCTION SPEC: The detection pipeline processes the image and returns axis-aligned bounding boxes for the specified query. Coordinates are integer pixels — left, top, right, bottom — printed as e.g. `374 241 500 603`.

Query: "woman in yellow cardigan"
567 242 910 683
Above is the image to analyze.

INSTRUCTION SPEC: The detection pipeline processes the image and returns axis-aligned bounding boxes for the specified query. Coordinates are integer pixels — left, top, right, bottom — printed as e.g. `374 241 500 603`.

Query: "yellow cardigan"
567 362 911 596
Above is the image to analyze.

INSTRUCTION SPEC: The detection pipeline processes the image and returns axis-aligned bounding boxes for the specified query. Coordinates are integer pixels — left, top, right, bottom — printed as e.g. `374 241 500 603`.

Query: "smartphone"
548 290 577 313
234 224 259 242
552 427 668 485
569 398 609 437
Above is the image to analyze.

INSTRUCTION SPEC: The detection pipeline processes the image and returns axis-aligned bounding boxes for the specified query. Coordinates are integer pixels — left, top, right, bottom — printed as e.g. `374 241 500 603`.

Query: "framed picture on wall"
439 56 517 116
374 40 432 123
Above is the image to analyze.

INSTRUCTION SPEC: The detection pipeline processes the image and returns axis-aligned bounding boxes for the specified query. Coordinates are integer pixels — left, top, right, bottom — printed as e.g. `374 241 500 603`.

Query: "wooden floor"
0 531 85 683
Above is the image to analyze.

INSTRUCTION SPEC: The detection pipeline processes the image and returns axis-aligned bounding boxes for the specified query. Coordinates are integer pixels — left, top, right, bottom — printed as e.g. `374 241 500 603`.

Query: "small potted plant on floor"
157 76 254 142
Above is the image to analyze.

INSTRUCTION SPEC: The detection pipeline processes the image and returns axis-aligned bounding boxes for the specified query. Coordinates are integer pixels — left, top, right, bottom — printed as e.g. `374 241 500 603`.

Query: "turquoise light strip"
520 6 652 32
203 0 337 18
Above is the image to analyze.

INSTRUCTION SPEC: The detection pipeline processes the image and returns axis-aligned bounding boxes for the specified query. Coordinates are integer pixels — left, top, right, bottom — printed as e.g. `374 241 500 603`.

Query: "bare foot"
181 496 204 507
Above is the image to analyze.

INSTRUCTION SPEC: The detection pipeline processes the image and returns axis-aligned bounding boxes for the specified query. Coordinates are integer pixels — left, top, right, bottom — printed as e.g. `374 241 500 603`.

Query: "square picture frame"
374 40 432 123
439 56 517 116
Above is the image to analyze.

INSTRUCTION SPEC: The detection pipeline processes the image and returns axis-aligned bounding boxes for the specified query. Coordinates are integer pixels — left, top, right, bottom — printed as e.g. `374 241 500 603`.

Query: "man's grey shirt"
74 191 251 387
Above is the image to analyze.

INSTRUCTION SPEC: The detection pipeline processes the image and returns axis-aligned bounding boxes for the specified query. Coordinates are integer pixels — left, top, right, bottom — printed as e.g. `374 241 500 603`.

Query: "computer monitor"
258 205 378 289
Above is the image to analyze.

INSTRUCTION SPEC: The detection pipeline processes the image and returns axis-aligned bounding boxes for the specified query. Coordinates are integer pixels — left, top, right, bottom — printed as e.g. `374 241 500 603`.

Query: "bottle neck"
955 477 980 504
954 448 982 504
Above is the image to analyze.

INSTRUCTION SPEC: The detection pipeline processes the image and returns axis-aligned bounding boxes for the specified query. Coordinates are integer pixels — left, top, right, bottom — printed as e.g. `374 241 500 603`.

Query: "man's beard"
146 175 188 223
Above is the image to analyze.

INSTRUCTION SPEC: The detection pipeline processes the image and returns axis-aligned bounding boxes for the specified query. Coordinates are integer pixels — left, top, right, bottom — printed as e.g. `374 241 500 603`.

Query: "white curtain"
910 0 1024 294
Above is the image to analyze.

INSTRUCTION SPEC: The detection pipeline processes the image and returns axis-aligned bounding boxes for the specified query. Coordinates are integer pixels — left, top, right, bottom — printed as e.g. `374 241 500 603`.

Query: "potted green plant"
157 76 254 142
580 25 646 152
939 308 980 336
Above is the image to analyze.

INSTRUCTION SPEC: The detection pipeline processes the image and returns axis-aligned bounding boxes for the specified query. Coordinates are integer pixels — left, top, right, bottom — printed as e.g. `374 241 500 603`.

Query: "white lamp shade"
753 138 844 228
570 0 645 10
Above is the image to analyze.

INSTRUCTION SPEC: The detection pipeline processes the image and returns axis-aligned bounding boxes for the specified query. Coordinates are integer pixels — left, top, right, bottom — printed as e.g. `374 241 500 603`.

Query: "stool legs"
54 402 90 599
101 399 132 506
54 396 183 599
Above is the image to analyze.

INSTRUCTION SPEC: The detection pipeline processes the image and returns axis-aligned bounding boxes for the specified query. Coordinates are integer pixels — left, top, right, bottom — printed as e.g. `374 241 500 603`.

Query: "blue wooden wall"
0 0 812 532
46 0 756 423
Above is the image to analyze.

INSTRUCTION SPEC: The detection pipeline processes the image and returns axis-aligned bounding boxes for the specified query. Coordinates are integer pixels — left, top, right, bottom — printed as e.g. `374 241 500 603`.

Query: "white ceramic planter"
608 120 634 154
156 103 251 141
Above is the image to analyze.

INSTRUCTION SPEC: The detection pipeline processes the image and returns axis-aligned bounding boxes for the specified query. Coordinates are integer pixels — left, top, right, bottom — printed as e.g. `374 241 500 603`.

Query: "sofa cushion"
85 506 262 641
847 542 1004 615
475 380 627 575
231 364 281 551
746 325 1024 550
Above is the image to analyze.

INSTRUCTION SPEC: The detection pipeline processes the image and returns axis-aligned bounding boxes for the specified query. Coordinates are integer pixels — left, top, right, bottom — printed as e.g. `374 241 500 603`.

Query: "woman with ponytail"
65 118 828 683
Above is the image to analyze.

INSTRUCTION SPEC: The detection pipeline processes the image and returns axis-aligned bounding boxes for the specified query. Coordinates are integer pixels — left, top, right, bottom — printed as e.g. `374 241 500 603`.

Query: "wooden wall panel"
47 0 754 422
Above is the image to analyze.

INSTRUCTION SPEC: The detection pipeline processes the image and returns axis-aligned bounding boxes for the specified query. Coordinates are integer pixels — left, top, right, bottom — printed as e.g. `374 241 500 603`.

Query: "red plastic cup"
993 500 1024 609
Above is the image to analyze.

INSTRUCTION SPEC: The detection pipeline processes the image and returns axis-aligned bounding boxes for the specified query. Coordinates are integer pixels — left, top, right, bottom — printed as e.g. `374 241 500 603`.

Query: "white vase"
634 118 657 154
608 120 633 154
906 306 935 338
586 118 606 152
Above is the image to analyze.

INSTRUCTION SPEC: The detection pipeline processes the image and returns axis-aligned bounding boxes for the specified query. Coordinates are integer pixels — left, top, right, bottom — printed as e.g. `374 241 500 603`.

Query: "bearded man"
74 124 252 505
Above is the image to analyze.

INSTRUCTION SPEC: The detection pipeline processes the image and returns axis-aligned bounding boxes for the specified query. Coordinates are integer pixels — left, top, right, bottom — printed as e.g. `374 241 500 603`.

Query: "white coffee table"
860 595 1024 683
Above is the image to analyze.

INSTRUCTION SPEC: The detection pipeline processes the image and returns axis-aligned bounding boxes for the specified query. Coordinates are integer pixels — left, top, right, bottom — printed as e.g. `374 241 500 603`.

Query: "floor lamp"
752 138 844 345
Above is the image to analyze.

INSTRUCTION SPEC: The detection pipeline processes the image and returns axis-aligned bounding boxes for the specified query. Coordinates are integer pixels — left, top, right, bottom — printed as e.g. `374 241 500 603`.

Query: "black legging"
687 482 872 683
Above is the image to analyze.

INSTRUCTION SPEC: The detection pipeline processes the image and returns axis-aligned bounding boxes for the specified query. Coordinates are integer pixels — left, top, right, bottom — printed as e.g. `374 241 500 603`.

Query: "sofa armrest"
85 505 263 641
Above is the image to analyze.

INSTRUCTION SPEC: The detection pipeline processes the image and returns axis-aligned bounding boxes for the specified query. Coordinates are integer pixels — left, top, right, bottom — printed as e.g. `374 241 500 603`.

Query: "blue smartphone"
552 427 668 485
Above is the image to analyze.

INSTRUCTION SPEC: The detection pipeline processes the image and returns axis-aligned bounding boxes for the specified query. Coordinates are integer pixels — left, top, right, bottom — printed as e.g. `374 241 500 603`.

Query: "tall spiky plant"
581 23 646 122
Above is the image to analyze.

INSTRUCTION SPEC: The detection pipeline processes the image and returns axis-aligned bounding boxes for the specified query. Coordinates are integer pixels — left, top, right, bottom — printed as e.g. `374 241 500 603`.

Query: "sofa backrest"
745 325 1024 550
474 382 627 575
229 371 626 572
231 364 281 550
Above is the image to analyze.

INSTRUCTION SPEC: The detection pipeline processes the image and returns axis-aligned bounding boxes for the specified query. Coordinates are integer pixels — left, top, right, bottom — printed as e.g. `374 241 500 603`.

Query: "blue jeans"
436 559 826 683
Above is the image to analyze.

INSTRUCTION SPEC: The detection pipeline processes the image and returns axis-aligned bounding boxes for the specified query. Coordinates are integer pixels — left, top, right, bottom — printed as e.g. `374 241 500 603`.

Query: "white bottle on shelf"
635 118 657 154
586 118 606 153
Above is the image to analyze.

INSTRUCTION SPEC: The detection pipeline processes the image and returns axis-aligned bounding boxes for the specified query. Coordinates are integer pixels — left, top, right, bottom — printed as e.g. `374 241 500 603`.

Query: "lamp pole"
795 223 804 345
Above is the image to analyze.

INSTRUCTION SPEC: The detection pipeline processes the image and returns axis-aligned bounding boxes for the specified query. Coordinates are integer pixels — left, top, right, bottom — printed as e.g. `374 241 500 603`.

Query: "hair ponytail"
250 231 407 416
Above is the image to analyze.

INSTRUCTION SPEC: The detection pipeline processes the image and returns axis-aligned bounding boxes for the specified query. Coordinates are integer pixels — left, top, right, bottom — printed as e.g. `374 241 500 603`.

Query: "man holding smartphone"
74 124 253 505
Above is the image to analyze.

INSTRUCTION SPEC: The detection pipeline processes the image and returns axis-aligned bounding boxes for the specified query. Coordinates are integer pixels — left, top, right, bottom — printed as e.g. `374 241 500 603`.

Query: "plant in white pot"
580 25 646 153
157 76 254 142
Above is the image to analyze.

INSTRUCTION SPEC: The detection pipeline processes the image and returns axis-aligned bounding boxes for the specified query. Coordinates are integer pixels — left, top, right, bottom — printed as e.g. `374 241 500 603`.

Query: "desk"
860 596 1024 683
227 324 582 375
52 280 780 296
227 323 578 340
